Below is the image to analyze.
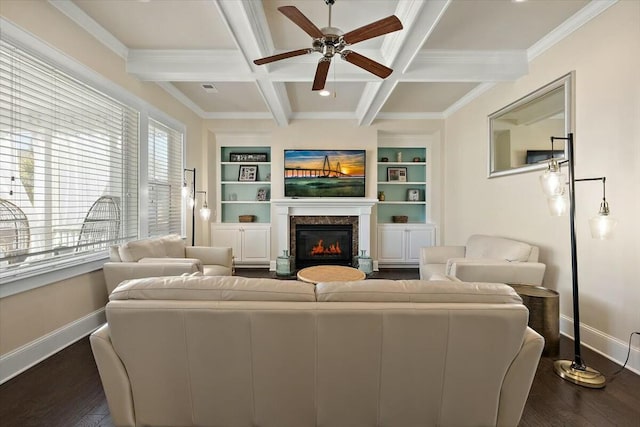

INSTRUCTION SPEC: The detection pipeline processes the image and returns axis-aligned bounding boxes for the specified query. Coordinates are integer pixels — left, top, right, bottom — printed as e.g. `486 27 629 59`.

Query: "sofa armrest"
497 327 544 426
419 246 465 279
448 259 546 286
90 324 136 427
186 246 233 268
103 261 200 294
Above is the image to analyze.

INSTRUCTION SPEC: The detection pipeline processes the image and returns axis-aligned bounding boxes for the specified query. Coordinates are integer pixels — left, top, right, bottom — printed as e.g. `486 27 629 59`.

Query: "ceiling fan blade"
253 48 312 65
312 58 331 91
341 50 393 79
342 15 403 45
278 6 324 39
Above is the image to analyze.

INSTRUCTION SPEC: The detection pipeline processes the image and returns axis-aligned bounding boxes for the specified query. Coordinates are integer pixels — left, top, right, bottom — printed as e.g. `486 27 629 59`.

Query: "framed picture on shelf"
230 152 268 162
387 167 407 182
407 189 420 201
256 188 268 201
238 165 258 181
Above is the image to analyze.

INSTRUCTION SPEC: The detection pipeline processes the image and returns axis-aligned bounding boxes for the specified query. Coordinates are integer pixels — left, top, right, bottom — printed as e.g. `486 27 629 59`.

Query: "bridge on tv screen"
285 155 350 178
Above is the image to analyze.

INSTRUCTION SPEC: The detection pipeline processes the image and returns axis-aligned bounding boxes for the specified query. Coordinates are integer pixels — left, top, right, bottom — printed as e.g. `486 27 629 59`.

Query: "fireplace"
295 224 353 268
272 198 377 272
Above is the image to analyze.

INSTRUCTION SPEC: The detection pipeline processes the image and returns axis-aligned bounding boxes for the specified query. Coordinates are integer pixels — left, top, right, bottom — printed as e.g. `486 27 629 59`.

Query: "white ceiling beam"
405 50 528 81
357 0 451 126
125 48 526 83
126 49 251 81
214 0 291 126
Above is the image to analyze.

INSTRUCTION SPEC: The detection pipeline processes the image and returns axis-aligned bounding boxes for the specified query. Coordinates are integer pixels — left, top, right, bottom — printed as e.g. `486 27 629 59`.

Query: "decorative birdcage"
0 198 30 264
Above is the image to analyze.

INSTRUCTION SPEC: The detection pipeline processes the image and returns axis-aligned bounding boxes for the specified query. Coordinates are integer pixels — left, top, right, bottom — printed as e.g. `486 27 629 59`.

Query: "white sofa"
103 234 232 294
91 275 544 427
420 234 546 286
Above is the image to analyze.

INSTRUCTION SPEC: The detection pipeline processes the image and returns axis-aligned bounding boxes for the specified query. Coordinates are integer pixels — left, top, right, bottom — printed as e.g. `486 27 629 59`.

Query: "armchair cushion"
465 235 537 262
118 235 186 262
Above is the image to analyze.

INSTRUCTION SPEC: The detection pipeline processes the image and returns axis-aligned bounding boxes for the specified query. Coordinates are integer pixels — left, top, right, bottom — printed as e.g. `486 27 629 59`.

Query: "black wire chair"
0 198 30 264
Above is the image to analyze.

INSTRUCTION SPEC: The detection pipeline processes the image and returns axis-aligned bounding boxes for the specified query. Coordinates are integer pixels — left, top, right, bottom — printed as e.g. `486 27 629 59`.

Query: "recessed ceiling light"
318 90 331 97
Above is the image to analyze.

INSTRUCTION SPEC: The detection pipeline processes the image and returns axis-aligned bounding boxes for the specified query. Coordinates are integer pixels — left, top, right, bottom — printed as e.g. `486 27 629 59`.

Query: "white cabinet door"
377 226 406 263
211 226 241 260
406 227 435 263
377 224 435 265
211 224 270 264
241 226 270 262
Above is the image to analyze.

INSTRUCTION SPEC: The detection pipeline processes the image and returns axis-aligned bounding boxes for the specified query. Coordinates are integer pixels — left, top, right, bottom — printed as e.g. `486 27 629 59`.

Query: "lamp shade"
200 206 211 221
546 192 568 216
181 183 190 199
589 213 616 239
540 166 566 197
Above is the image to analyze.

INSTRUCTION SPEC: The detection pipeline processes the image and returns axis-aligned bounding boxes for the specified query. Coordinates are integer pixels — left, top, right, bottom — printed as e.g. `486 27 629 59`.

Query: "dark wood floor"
1 269 638 427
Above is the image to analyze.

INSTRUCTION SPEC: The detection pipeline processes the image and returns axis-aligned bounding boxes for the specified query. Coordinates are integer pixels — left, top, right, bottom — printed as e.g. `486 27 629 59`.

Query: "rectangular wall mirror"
488 72 573 178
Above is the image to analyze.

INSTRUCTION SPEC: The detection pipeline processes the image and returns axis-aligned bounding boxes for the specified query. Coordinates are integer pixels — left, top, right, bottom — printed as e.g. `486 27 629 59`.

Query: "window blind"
148 118 183 237
0 39 139 278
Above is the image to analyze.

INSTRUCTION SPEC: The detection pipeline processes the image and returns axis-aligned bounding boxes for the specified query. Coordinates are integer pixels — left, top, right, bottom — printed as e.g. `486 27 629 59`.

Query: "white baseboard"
559 314 640 376
0 308 106 385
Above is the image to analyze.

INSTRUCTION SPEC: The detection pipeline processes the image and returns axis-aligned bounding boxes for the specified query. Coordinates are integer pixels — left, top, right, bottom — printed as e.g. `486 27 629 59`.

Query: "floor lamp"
539 133 617 388
182 168 196 246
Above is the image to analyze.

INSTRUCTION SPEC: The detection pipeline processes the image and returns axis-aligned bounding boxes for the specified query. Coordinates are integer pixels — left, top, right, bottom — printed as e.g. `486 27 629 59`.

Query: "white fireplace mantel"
271 198 378 261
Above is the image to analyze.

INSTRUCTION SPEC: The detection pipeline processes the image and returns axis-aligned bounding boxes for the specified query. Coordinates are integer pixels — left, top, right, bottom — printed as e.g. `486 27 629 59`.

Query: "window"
0 37 184 287
148 119 183 237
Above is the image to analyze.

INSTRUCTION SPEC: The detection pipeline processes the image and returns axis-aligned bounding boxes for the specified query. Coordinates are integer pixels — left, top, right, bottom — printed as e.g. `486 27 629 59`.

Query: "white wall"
444 1 639 371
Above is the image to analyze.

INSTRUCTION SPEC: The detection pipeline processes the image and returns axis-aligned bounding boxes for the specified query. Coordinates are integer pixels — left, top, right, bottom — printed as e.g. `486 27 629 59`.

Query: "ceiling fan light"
319 89 331 97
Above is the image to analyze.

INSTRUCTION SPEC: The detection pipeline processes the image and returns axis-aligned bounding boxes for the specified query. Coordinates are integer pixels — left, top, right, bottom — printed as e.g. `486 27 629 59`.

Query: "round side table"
510 284 560 357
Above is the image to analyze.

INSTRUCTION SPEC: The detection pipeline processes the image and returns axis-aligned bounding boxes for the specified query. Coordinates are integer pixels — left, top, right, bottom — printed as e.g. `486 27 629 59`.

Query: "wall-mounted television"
284 149 366 197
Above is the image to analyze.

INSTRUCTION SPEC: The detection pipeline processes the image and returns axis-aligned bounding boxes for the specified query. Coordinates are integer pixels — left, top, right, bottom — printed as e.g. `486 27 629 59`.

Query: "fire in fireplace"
295 224 353 268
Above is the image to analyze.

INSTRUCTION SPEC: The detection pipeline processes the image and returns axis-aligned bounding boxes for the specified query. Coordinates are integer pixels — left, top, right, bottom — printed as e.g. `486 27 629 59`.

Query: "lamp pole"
184 168 196 246
552 133 606 388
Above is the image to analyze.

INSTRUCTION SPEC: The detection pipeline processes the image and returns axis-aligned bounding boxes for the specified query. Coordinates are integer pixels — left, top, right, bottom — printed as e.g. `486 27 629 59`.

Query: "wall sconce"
196 190 212 221
540 133 617 388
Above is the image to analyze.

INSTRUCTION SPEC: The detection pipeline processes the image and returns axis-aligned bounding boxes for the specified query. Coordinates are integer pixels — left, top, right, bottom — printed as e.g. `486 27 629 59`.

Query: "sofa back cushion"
118 234 186 262
465 234 533 262
316 280 522 304
110 275 316 302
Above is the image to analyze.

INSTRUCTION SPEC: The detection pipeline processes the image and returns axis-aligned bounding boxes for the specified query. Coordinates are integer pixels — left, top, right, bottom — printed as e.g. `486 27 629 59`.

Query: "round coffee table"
297 265 366 284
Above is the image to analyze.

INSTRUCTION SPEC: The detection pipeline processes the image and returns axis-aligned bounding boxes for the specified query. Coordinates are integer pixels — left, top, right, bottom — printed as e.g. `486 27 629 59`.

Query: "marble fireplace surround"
272 199 378 268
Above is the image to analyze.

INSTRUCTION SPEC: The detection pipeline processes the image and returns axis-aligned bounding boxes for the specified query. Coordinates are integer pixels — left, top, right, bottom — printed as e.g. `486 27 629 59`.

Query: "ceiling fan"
253 0 403 92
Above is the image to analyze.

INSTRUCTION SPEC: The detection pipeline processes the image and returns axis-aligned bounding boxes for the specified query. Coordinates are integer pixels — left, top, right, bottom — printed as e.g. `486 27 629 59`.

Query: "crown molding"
527 0 618 61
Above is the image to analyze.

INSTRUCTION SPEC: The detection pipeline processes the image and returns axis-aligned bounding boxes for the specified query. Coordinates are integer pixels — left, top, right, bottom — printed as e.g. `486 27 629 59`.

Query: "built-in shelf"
377 145 428 224
218 144 271 224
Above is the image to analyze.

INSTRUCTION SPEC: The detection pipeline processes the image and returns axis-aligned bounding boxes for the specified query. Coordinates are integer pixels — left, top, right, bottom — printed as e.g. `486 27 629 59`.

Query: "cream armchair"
420 234 546 285
103 234 232 294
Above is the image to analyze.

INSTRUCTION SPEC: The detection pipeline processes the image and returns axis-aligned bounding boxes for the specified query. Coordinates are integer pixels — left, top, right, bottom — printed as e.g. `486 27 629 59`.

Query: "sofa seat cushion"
315 280 522 304
110 276 316 302
465 234 533 262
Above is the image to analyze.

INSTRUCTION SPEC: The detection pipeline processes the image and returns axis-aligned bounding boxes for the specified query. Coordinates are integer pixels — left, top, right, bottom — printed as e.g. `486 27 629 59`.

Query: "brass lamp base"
553 360 606 388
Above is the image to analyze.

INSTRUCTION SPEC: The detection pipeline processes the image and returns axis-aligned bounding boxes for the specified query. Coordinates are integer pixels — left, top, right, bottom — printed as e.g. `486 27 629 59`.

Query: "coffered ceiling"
50 0 609 126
